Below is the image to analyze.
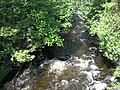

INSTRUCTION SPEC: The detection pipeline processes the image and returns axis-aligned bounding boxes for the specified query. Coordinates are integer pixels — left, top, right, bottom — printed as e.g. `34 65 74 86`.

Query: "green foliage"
11 50 35 62
89 1 120 89
0 0 76 62
90 2 120 61
107 66 120 90
75 0 106 21
113 67 120 89
90 2 120 88
107 82 120 90
0 27 19 37
114 66 120 77
0 61 12 84
113 67 120 88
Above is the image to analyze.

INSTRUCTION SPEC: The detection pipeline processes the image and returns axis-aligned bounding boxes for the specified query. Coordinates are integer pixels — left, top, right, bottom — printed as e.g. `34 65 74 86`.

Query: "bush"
90 2 120 61
75 0 106 21
0 0 75 62
90 2 120 88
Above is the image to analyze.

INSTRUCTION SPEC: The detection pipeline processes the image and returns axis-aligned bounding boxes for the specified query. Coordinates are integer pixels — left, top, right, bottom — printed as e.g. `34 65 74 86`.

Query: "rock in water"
92 81 107 90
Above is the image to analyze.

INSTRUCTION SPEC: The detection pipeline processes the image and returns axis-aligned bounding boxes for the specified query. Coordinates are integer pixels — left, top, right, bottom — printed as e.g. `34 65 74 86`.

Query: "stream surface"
4 11 115 90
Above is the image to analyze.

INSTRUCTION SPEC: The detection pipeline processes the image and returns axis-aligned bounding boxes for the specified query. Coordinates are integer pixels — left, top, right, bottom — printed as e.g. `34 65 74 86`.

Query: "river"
3 10 115 90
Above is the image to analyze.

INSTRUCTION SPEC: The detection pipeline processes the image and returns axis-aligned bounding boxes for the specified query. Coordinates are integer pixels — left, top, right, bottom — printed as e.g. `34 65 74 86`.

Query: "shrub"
90 2 120 61
0 0 75 62
90 2 120 88
75 0 106 21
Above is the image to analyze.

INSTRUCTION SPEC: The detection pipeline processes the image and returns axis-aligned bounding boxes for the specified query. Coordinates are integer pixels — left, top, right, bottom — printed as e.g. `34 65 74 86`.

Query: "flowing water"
4 11 115 90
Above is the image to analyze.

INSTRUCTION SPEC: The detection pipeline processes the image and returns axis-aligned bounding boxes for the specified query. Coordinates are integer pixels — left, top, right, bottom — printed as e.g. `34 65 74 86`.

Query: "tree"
0 0 75 62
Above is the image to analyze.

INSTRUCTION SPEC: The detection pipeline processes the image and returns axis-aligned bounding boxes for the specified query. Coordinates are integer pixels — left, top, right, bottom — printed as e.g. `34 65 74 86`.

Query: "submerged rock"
92 81 107 90
104 76 116 83
49 60 67 75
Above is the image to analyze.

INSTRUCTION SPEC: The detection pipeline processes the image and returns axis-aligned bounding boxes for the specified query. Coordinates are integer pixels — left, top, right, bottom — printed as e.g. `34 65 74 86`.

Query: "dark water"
4 11 115 90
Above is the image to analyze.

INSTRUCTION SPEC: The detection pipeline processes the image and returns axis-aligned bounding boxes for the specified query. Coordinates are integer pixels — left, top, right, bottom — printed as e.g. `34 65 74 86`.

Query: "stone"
61 80 68 85
71 79 79 83
89 47 98 51
91 70 101 78
89 65 99 70
61 80 69 89
104 76 116 83
49 60 66 75
93 81 107 90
